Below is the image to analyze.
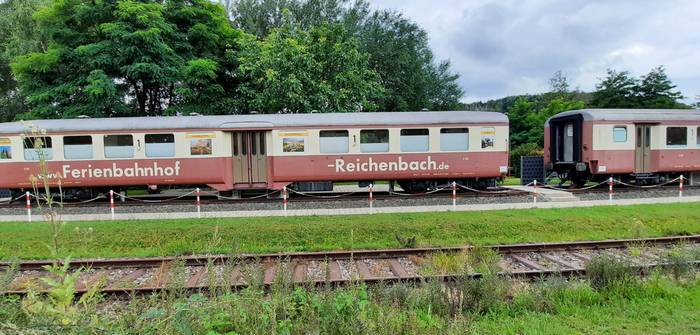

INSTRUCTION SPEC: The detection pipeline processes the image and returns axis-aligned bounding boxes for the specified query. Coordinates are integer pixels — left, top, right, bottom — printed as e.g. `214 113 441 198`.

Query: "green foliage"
395 233 417 249
10 0 247 119
508 95 585 147
20 258 103 329
591 66 687 109
0 0 50 122
237 22 384 113
229 0 464 111
585 254 636 291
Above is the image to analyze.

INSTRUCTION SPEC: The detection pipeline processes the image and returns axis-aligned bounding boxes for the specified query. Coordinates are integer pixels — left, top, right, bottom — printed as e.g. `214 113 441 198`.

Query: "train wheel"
397 180 432 193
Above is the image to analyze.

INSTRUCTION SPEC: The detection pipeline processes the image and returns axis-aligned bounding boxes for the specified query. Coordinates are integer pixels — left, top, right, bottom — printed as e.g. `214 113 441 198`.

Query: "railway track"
2 235 698 297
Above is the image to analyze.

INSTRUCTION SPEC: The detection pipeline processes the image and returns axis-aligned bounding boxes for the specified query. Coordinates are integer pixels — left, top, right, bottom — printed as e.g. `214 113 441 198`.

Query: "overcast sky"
368 0 700 103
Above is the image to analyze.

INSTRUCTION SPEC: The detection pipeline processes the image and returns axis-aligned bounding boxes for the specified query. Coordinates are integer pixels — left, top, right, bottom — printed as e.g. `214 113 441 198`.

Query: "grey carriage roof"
545 109 700 126
0 111 507 135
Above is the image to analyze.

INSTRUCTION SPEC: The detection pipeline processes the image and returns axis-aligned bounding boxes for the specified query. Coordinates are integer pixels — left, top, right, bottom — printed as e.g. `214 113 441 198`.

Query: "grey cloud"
369 0 700 103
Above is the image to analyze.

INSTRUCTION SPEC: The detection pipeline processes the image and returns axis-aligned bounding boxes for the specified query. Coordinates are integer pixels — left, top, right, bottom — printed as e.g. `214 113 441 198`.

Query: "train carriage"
545 109 700 186
0 111 509 198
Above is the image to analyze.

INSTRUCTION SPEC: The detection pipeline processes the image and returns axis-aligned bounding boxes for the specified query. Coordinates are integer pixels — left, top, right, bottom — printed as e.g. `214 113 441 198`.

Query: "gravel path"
0 186 696 216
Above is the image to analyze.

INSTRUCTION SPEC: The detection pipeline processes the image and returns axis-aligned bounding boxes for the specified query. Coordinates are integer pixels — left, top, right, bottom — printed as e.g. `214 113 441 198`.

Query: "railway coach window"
320 130 349 153
145 134 175 157
23 137 53 161
63 136 93 159
666 127 687 147
104 135 134 158
440 128 469 151
613 126 627 142
400 129 429 152
360 129 389 152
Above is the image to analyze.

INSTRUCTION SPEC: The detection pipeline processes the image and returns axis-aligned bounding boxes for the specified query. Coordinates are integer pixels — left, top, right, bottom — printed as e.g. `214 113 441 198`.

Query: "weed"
0 261 18 293
663 244 696 281
395 234 417 249
20 258 103 330
586 254 636 291
626 240 648 258
421 251 470 276
468 247 500 275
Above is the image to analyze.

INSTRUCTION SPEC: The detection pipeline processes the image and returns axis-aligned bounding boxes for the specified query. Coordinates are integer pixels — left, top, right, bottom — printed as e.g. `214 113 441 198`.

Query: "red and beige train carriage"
0 111 509 198
545 109 700 186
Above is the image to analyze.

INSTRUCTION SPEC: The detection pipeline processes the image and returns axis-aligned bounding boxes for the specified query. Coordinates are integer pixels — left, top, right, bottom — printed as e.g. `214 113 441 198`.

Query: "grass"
1 202 699 260
2 262 698 334
465 277 700 334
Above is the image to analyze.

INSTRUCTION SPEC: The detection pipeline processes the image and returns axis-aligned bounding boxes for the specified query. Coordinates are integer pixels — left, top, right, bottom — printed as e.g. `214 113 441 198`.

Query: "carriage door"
635 125 652 173
563 122 574 162
232 131 268 186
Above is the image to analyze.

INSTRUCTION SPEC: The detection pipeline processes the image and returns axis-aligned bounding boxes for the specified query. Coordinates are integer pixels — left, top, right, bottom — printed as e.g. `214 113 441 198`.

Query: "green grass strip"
1 202 699 260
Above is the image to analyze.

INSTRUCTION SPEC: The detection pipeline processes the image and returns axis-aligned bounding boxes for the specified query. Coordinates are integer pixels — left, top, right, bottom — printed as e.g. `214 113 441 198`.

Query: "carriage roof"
0 111 507 135
546 109 700 126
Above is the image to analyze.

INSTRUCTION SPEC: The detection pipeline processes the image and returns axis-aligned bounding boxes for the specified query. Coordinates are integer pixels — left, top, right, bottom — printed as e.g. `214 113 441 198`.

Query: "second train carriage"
0 111 509 197
545 109 700 186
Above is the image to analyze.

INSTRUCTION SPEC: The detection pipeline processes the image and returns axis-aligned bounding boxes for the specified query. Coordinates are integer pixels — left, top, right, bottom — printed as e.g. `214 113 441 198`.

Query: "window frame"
63 135 94 160
144 133 175 158
319 130 350 154
665 127 687 148
400 128 430 152
104 134 135 159
440 128 469 152
23 136 53 161
360 129 390 153
613 126 627 143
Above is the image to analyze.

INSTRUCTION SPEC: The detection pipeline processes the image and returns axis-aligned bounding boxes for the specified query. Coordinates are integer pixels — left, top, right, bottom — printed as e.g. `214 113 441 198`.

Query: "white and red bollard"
196 187 201 218
680 175 684 199
452 181 457 210
608 176 614 202
533 180 538 206
283 186 288 214
369 183 374 213
25 191 31 222
109 190 115 220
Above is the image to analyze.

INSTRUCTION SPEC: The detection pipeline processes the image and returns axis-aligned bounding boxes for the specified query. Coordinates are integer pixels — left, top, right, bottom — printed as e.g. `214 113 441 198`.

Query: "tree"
236 22 383 113
636 66 684 108
228 0 463 111
590 69 638 108
0 0 50 121
591 66 687 109
508 97 584 148
549 70 569 95
356 10 463 111
12 0 247 118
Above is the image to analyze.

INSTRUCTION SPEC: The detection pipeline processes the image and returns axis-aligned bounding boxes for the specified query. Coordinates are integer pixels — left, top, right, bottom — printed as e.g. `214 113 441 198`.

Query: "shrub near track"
1 203 700 260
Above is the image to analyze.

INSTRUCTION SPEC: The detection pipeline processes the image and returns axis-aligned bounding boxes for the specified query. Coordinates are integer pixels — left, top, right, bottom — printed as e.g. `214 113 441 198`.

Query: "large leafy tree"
591 66 686 109
0 0 50 121
237 22 383 113
227 0 464 111
636 66 684 108
12 0 246 118
590 69 638 108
